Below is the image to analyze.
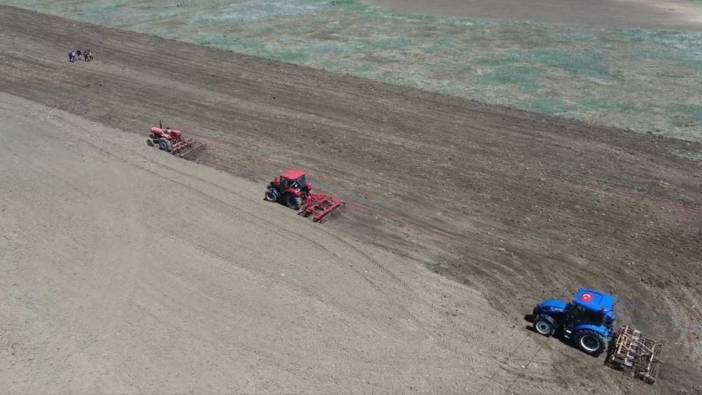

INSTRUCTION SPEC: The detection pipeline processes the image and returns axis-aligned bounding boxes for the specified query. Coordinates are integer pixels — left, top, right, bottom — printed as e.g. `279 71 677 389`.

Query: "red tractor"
265 169 345 222
147 121 204 157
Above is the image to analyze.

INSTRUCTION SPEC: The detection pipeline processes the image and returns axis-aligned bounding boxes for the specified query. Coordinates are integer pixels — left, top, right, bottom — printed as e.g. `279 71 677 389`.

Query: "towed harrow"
607 325 662 384
298 193 345 223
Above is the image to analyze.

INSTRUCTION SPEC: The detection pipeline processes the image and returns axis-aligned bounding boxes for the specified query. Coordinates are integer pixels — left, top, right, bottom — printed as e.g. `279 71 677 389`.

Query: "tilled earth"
2 92 526 393
1 6 701 394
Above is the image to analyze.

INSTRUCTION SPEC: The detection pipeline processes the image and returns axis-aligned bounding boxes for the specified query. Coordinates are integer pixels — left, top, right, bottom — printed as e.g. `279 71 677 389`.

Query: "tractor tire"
265 188 279 202
576 330 607 356
534 315 556 337
158 138 172 152
286 195 303 210
147 139 154 147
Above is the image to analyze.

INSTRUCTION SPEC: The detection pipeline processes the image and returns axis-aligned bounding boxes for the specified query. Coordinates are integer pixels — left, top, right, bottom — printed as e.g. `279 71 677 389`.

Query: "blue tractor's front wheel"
576 330 607 356
534 315 556 336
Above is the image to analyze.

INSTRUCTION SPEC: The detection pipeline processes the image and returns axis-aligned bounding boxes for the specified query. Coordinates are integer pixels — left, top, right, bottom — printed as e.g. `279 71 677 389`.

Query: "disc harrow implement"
607 325 662 384
299 193 345 223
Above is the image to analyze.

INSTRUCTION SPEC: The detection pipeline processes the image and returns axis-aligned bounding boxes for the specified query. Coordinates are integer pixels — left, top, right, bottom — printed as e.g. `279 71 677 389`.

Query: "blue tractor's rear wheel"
576 330 606 356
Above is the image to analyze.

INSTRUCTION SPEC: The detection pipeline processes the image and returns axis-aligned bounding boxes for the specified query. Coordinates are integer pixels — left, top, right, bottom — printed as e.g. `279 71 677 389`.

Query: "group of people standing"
68 49 93 63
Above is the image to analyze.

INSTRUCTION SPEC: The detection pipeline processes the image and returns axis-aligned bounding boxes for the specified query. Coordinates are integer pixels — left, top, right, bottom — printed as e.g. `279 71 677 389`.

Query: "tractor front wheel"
576 330 606 356
534 315 556 337
265 188 279 202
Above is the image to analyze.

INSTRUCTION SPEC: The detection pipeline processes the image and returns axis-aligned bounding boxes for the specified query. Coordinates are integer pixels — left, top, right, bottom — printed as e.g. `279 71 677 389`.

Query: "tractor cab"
278 169 309 191
567 289 616 326
265 169 312 209
532 288 617 356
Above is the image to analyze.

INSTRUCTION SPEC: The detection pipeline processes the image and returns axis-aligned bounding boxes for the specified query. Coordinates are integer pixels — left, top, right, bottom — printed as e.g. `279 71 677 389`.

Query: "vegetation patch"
4 0 702 142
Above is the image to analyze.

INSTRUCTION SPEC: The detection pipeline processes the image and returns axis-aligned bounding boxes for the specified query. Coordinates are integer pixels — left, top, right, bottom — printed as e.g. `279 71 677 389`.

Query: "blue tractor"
532 288 616 356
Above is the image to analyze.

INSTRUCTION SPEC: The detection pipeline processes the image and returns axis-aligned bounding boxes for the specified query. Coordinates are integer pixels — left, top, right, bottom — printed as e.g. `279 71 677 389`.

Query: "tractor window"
569 305 605 326
296 175 307 188
280 175 307 190
286 176 306 189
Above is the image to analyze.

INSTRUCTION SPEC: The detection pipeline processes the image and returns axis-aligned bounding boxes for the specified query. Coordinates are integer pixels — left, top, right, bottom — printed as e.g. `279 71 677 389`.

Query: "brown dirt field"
2 92 534 393
1 6 701 393
363 0 702 30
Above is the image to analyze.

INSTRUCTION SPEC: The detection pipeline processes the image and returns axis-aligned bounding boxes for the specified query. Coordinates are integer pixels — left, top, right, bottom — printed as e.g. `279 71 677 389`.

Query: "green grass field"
4 0 702 142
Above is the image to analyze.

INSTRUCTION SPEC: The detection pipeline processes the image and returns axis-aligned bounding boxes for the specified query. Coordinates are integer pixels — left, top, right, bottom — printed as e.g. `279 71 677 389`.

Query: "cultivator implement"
172 139 205 158
607 325 662 384
299 193 345 223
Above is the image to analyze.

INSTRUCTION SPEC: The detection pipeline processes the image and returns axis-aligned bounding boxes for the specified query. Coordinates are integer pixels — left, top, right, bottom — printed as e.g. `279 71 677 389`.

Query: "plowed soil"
3 91 535 393
1 6 701 394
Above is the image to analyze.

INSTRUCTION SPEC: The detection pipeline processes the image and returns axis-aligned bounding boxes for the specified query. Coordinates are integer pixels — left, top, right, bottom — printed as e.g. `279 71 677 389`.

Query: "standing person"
68 50 74 63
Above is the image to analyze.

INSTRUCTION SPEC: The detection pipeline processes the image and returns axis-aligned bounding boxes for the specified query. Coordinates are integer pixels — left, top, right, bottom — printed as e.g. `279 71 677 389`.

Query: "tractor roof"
281 169 306 180
573 288 616 313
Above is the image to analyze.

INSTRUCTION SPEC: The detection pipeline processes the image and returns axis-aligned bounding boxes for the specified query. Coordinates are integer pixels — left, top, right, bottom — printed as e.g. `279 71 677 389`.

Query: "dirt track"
1 6 701 394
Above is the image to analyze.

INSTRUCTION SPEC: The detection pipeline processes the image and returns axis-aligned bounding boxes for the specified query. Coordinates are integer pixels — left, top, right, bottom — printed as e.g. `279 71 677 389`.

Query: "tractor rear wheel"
158 138 172 152
576 330 606 356
534 315 556 336
286 195 303 210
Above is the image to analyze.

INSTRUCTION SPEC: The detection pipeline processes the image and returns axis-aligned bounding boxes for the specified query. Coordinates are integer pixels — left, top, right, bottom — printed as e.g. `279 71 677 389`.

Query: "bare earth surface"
1 6 702 394
0 92 551 393
363 0 702 30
